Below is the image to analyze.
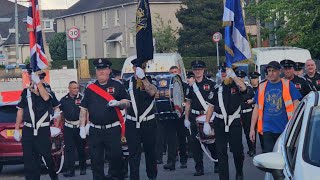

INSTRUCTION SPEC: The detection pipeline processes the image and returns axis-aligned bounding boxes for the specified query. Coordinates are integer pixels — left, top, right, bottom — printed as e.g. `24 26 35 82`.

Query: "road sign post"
212 32 222 67
67 27 80 69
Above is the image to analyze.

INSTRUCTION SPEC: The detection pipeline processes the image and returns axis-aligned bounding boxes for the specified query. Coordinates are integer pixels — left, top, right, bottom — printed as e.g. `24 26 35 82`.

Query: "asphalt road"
0 135 265 180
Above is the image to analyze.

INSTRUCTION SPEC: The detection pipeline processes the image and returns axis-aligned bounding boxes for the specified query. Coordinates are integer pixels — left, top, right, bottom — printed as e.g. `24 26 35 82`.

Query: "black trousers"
155 119 166 162
22 126 57 180
263 132 281 153
164 120 178 164
241 112 255 152
88 125 123 180
190 114 217 171
214 118 244 180
63 125 86 171
126 119 158 180
176 117 188 164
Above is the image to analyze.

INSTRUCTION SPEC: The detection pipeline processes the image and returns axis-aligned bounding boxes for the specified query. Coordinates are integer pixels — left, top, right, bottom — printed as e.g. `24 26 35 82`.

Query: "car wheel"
0 164 3 173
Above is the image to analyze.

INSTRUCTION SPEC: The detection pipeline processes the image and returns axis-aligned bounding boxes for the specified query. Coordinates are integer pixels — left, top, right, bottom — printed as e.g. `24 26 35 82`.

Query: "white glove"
135 67 145 79
31 72 41 84
226 68 236 78
13 130 21 142
184 119 191 129
85 124 90 135
187 77 195 86
203 122 211 135
80 126 86 139
52 111 61 119
108 100 120 107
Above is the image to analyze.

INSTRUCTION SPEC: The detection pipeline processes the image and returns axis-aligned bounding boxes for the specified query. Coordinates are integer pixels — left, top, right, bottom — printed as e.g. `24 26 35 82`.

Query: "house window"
83 15 87 30
83 44 87 59
102 11 108 28
103 42 109 57
129 33 135 47
115 9 120 26
43 20 53 30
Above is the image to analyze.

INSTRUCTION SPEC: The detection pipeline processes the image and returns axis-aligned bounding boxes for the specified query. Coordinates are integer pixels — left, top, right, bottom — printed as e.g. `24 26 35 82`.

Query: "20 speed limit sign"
67 27 80 40
212 32 222 43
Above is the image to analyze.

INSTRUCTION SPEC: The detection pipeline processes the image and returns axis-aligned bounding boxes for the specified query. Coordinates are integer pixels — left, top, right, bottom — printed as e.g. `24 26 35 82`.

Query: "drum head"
50 127 61 137
171 75 184 118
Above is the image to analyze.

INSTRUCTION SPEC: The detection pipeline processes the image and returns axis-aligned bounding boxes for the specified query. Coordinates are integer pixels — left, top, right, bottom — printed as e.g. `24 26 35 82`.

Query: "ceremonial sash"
87 84 125 137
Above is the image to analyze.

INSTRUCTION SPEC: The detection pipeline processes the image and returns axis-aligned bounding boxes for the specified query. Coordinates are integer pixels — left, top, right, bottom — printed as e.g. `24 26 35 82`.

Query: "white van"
121 53 186 81
252 47 312 80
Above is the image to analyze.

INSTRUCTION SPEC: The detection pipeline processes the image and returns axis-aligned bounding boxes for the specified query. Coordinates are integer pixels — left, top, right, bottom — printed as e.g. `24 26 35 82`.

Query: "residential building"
56 0 182 59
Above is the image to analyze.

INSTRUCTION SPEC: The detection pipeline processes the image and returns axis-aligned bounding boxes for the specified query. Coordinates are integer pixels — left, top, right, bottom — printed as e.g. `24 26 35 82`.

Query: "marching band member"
185 60 218 176
205 63 246 180
79 59 130 180
14 65 60 180
124 59 158 180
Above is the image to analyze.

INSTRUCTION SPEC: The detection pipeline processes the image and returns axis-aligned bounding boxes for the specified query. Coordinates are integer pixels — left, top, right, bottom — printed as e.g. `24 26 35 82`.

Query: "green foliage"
49 32 67 61
247 0 320 58
176 0 224 57
0 65 5 69
24 56 30 64
51 60 74 69
153 14 178 53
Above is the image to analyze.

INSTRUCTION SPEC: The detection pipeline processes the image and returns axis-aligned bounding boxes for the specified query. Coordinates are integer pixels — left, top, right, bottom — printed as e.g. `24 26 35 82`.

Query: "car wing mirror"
253 152 285 180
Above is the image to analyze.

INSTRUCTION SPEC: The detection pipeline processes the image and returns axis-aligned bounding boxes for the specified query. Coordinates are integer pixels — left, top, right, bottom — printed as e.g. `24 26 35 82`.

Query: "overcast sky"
9 0 79 9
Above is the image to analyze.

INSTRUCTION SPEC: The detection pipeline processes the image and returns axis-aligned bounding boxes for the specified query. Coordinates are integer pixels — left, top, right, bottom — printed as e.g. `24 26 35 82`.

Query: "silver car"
253 91 320 180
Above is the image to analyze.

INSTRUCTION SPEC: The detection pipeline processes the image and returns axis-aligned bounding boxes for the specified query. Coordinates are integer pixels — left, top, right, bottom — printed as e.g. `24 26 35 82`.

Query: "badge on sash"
107 87 115 94
317 80 320 85
203 84 210 91
295 83 301 90
75 99 81 105
231 87 237 94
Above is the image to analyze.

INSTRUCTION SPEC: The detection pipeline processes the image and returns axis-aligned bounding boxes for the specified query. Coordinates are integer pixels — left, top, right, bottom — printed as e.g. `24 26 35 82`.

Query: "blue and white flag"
223 0 251 67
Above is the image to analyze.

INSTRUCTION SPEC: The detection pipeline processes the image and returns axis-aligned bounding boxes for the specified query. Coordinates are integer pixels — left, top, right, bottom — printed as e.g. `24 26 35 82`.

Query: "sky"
9 0 79 9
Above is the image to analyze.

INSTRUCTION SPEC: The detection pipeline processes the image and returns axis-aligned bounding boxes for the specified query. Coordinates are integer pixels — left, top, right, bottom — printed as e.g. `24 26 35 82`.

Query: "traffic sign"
67 27 80 40
212 32 222 43
0 54 6 61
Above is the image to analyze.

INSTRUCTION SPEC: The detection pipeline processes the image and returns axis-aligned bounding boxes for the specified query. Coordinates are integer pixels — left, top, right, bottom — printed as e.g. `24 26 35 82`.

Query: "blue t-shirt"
254 80 302 133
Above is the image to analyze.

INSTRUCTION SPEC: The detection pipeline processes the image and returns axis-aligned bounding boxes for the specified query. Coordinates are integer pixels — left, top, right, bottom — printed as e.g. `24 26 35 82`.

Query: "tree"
153 14 178 53
247 0 320 58
49 32 67 61
176 0 224 57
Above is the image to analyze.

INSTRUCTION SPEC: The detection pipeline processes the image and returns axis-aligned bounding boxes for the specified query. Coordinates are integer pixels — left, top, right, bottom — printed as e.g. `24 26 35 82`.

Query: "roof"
0 0 27 17
57 0 181 19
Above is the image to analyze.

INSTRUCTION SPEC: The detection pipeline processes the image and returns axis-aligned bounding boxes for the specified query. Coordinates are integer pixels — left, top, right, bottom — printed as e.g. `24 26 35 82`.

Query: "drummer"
184 60 219 176
13 68 60 180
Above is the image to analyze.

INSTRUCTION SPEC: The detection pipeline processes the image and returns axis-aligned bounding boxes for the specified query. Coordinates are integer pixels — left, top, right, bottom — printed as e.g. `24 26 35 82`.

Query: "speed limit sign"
212 32 222 43
67 27 80 40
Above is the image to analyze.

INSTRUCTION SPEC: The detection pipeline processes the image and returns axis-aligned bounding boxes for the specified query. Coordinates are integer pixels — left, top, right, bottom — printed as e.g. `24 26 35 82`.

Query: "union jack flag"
27 0 48 72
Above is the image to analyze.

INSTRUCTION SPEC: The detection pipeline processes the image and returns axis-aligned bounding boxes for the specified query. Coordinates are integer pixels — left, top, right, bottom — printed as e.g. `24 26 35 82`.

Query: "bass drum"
154 74 184 120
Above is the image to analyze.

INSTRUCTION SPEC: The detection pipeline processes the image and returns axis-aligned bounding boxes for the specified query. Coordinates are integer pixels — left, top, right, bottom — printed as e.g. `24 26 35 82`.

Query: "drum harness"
190 83 218 162
26 89 64 174
127 77 155 128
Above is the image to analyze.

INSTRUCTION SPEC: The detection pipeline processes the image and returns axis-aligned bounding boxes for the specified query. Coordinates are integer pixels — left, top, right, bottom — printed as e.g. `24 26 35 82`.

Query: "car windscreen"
303 106 320 167
0 105 17 123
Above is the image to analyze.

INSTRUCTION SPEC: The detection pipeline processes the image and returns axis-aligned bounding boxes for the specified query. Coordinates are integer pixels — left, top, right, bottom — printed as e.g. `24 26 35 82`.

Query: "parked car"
253 91 320 180
0 104 23 173
5 64 26 70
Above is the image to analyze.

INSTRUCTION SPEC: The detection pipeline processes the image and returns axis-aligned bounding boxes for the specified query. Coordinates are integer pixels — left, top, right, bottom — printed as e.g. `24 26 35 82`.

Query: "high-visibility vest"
257 79 294 134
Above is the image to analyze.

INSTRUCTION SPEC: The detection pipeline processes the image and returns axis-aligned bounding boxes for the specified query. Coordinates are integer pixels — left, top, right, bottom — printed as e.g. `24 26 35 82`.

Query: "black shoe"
149 178 156 180
214 162 219 173
188 152 193 158
163 162 175 171
247 150 256 157
124 171 129 178
236 174 244 180
180 162 187 169
80 169 86 175
156 159 163 164
193 170 204 176
51 176 59 180
63 170 75 177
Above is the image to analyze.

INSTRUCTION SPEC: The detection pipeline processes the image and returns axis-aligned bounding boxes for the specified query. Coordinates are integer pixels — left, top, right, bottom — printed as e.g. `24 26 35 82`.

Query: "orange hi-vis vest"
257 79 294 134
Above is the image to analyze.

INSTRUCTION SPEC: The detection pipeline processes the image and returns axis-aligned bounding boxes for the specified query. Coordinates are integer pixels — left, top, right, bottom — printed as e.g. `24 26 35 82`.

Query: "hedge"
51 56 239 77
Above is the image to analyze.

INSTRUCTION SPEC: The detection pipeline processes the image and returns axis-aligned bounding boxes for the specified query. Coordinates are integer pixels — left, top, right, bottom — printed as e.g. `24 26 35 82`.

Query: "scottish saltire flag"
223 0 251 67
136 0 153 66
27 0 48 72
